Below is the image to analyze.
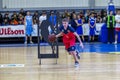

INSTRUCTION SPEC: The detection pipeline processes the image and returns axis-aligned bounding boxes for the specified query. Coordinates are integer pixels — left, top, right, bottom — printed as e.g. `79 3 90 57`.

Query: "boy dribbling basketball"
55 18 84 67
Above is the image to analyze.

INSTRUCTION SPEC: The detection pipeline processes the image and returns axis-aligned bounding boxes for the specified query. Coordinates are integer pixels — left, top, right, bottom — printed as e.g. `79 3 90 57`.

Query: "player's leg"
69 51 79 67
92 35 95 41
89 27 93 42
81 35 84 42
29 26 33 44
30 35 33 44
67 46 80 67
24 35 28 44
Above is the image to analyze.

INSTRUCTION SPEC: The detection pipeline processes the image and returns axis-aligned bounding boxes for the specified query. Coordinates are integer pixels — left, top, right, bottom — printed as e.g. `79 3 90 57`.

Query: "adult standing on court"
89 12 96 42
49 11 57 30
24 11 33 44
106 11 115 44
39 11 47 25
115 10 120 44
39 11 47 42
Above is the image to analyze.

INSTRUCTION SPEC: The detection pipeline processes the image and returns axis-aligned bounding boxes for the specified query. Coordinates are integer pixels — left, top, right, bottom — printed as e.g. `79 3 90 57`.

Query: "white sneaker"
114 41 117 44
24 41 27 44
74 62 80 67
30 41 33 44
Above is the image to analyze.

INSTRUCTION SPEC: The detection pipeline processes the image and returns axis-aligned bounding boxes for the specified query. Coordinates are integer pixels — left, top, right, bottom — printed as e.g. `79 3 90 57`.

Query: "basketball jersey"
89 17 96 26
78 19 82 27
60 26 75 43
26 15 32 26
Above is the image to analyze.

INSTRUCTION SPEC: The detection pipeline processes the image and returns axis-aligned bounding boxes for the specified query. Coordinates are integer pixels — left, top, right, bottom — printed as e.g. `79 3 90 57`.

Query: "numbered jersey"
89 17 96 26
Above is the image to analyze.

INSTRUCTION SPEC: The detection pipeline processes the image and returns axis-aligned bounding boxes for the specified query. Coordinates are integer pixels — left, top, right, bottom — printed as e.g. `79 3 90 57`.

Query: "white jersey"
115 15 120 28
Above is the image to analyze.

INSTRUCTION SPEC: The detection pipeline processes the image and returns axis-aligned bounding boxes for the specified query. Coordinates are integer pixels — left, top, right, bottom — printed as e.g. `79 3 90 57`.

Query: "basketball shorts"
64 41 76 52
26 26 33 36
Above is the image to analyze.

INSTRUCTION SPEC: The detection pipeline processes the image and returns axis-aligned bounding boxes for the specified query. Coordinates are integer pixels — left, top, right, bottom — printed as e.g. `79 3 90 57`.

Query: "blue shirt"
49 15 57 26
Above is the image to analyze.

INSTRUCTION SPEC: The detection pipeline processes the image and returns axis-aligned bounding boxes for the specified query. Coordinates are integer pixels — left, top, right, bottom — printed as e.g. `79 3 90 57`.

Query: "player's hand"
80 43 84 49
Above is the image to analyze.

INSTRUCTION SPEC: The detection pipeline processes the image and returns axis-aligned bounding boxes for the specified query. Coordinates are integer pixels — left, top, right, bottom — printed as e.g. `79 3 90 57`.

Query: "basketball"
48 34 56 42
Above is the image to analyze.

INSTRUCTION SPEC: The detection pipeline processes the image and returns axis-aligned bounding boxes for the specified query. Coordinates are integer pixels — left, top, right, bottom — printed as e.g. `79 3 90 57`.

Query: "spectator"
85 12 90 23
10 12 18 25
82 16 86 23
61 10 69 19
39 11 47 25
106 11 115 44
85 10 90 18
19 8 26 16
18 13 24 25
4 11 9 18
103 12 107 22
49 11 57 28
11 11 18 19
33 19 37 25
3 14 10 25
0 13 3 25
96 15 102 23
70 13 77 30
33 11 39 24
79 11 84 18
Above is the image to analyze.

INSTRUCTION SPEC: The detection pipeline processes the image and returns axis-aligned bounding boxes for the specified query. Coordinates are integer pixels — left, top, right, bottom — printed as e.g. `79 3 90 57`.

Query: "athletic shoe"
30 41 33 44
74 61 80 67
76 50 80 59
24 41 27 44
114 41 117 44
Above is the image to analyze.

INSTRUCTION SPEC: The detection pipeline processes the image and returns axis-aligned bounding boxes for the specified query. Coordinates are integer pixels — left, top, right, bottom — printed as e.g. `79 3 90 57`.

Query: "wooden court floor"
0 46 120 80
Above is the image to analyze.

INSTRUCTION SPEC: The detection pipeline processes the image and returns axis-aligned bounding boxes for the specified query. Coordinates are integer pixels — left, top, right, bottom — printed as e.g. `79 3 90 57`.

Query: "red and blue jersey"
60 26 76 49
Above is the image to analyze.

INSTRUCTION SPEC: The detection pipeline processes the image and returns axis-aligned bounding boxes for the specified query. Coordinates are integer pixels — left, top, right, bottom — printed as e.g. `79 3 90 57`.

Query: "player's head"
77 14 80 19
62 18 69 28
109 11 113 15
27 11 30 15
117 10 120 15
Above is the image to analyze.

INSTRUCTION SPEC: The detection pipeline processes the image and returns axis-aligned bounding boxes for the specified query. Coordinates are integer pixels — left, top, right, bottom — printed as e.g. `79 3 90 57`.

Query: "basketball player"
24 11 33 44
115 10 120 44
89 12 96 42
55 18 84 67
76 14 84 41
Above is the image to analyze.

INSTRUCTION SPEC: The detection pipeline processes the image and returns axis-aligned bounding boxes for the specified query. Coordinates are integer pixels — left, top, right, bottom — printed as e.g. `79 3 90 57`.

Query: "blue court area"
0 43 120 53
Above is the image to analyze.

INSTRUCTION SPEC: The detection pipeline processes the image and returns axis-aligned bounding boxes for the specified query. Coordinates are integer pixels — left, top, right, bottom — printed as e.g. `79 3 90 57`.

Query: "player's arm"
39 16 42 26
55 32 63 38
73 32 84 48
75 20 81 26
88 20 92 28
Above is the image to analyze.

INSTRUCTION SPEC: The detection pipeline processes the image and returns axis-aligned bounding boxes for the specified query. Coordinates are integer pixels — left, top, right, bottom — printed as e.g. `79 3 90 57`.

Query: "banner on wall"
0 23 104 37
0 25 38 37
